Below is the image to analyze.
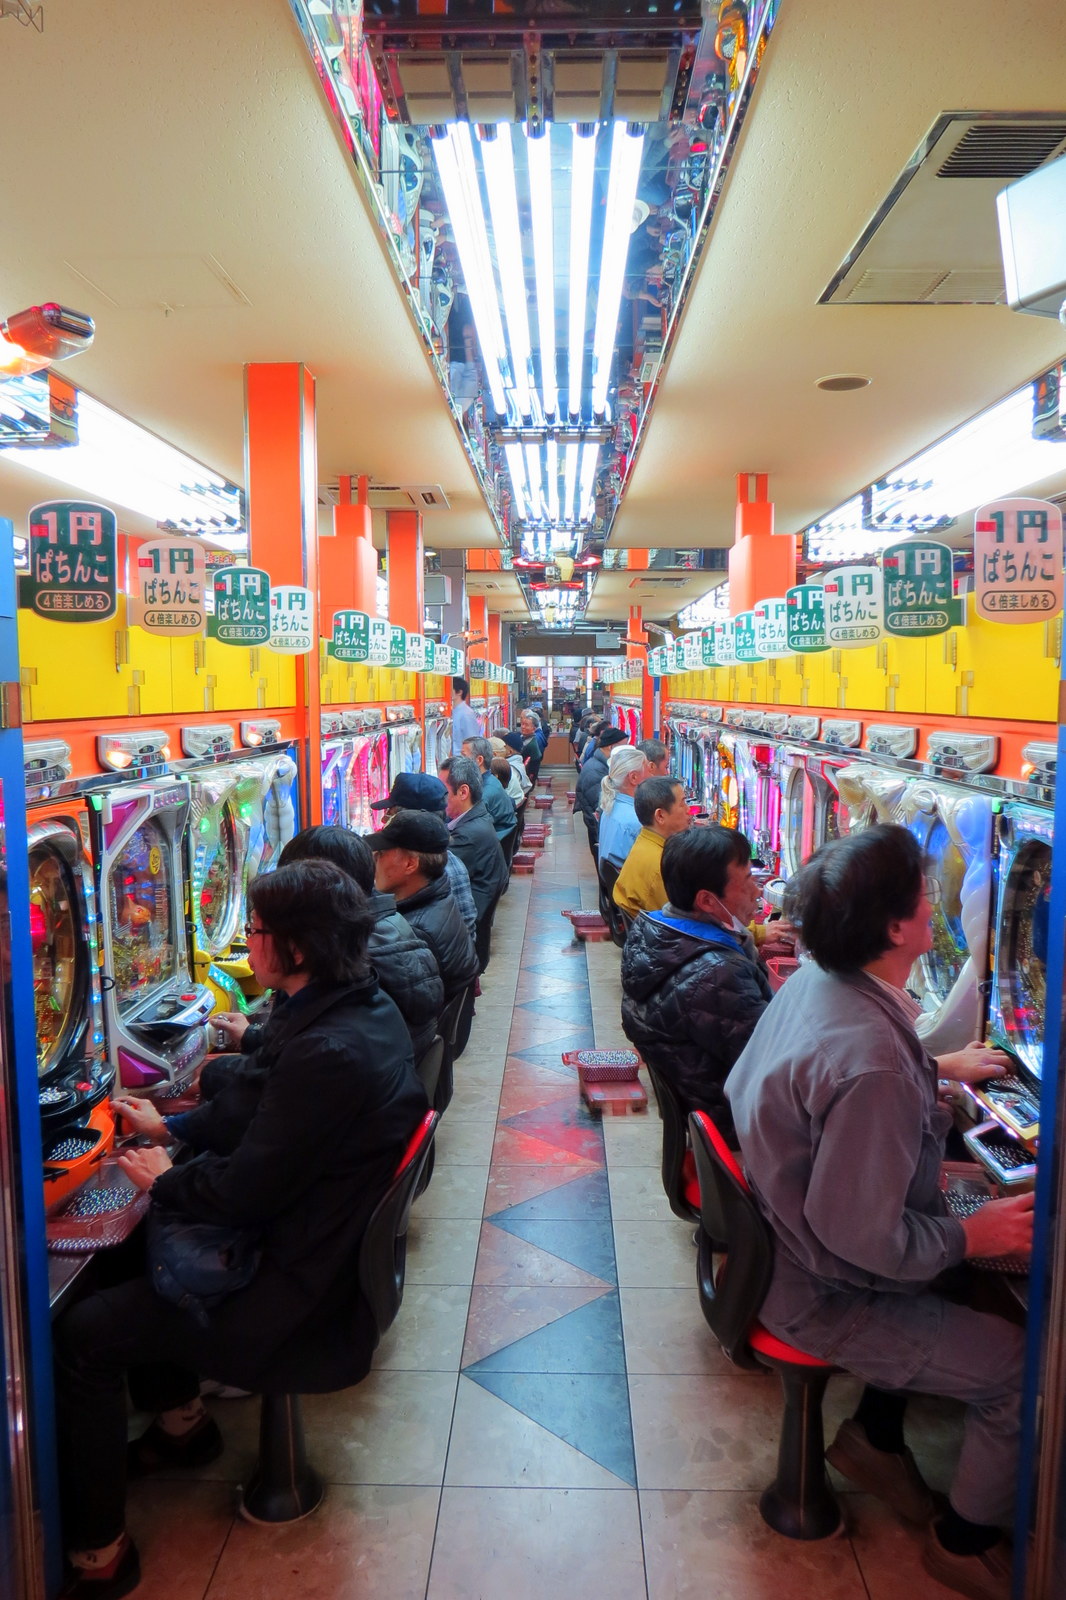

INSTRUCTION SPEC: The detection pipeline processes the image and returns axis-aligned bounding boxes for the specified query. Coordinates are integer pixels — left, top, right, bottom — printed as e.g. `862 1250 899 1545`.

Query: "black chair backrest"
688 1110 774 1371
358 1110 440 1341
644 1062 695 1222
414 1035 444 1104
597 857 628 947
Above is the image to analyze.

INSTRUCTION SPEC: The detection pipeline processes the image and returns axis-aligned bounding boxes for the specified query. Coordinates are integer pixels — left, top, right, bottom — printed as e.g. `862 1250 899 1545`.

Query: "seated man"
442 755 509 973
620 825 772 1128
727 826 1027 1600
460 735 517 844
368 770 477 936
596 745 649 869
636 737 671 778
368 808 479 1003
613 775 692 917
575 727 626 858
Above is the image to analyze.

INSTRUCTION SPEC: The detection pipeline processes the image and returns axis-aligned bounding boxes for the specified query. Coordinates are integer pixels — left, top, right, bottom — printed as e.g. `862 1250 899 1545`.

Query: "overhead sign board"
25 499 118 621
129 537 205 635
974 497 1064 622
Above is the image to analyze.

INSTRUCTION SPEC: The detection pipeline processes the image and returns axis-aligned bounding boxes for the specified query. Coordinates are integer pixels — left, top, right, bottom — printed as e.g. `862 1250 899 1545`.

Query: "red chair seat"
748 1322 832 1370
681 1149 701 1210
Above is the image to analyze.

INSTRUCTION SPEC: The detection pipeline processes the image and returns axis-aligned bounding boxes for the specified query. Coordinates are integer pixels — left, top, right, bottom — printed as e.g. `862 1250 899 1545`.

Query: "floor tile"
125 1480 234 1599
206 1484 440 1600
428 1487 647 1600
373 1283 471 1371
489 1167 612 1222
640 1490 868 1600
607 1166 676 1222
500 1099 606 1163
603 1120 668 1168
473 1221 612 1289
411 1162 490 1219
496 1077 583 1119
613 1219 697 1288
405 1216 482 1285
629 1374 786 1491
466 1371 636 1484
845 1493 961 1599
491 1125 599 1167
444 1376 633 1489
466 1289 626 1376
301 1371 458 1485
434 1117 497 1166
483 1162 599 1214
462 1284 610 1366
620 1288 743 1376
490 1216 617 1282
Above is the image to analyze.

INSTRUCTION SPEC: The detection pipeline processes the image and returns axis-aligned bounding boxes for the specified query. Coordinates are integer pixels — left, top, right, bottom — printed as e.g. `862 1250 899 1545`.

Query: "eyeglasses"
245 921 270 940
923 877 942 907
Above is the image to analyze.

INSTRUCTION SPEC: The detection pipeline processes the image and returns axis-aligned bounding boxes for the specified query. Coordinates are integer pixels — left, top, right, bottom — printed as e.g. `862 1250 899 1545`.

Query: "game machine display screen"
805 729 862 851
387 718 423 783
423 708 450 773
29 817 114 1209
368 726 391 812
189 770 245 980
345 734 374 833
321 724 355 829
715 733 741 829
902 780 994 1058
95 783 214 1093
963 800 1050 1188
698 723 722 818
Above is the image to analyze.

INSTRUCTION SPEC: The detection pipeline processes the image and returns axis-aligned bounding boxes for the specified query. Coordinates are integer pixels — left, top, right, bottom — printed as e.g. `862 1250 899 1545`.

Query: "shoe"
127 1414 224 1478
825 1417 936 1524
63 1537 141 1599
921 1532 1012 1600
199 1379 252 1400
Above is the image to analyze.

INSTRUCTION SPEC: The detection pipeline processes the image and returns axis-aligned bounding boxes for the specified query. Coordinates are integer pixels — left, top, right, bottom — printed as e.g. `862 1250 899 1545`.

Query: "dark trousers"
54 1274 206 1548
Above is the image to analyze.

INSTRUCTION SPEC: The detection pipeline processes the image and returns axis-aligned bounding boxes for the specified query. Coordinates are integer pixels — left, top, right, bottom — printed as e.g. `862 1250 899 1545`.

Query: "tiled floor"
127 771 965 1598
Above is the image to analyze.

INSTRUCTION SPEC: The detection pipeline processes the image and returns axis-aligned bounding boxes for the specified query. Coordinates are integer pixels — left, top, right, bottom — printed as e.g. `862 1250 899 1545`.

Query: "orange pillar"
245 362 322 824
386 509 425 742
728 473 795 615
627 604 657 740
487 611 502 665
319 474 377 636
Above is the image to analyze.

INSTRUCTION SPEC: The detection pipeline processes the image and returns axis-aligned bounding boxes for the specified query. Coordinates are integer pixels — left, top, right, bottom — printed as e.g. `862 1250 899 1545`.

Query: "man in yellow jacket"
613 776 692 917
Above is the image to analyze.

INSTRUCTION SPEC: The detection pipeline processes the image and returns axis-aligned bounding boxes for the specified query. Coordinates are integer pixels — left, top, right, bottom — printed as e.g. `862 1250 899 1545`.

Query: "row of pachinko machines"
28 706 428 1243
608 698 644 743
665 704 1054 1195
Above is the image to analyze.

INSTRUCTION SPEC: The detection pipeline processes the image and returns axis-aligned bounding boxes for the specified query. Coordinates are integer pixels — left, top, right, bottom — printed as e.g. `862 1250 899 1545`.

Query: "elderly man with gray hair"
461 735 517 843
597 745 650 869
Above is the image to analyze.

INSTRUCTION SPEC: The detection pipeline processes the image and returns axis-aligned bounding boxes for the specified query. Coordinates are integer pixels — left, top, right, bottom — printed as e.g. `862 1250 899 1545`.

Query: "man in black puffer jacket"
574 726 627 857
621 825 772 1135
368 810 479 1003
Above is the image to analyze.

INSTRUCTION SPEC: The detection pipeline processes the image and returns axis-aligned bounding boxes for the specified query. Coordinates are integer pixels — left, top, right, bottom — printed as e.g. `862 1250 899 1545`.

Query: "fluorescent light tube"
578 441 599 522
527 125 558 420
567 127 597 419
564 441 579 523
591 122 645 416
546 439 560 522
523 441 543 518
504 442 528 520
431 126 509 416
481 124 533 419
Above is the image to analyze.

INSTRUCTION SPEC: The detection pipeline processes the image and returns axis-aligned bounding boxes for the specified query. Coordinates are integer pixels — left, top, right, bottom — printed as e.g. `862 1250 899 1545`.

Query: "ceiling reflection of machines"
24 740 113 1210
180 722 299 1014
964 743 1056 1190
92 731 214 1095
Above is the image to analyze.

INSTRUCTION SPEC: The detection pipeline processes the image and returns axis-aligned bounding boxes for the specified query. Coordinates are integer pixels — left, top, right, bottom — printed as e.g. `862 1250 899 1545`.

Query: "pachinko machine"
386 706 423 782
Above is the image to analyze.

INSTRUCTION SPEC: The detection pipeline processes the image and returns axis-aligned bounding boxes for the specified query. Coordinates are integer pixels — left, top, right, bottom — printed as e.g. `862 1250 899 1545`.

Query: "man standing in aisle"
613 776 692 918
451 676 481 756
597 745 650 869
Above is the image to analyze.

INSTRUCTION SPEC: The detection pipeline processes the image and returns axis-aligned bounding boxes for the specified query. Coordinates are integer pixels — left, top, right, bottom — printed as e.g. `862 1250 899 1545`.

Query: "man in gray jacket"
728 825 1028 1600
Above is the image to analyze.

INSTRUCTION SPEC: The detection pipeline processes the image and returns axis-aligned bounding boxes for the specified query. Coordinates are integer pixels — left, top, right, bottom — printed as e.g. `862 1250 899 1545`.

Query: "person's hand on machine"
115 1144 173 1190
111 1095 170 1145
212 1012 249 1048
936 1040 1011 1084
961 1191 1034 1259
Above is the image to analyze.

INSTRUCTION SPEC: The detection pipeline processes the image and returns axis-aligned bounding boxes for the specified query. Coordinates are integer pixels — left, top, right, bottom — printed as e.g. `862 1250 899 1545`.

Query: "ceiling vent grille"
936 124 1066 178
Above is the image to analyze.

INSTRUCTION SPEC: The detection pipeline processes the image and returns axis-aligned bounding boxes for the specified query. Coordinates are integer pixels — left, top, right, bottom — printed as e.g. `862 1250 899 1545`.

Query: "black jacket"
448 802 509 920
367 890 444 1057
575 747 609 845
621 909 773 1127
481 771 517 842
521 735 542 785
396 873 479 1001
152 979 427 1391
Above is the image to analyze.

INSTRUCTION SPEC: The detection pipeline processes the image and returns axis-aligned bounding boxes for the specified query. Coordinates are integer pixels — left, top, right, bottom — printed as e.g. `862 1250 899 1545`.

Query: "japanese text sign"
26 499 117 621
405 633 427 671
269 585 314 653
681 632 703 669
331 609 369 661
389 624 407 667
129 537 205 635
713 618 737 665
367 617 391 665
701 628 717 667
823 566 884 647
733 611 760 664
209 566 271 645
974 498 1063 622
753 598 790 658
423 639 436 672
672 638 686 673
882 541 961 637
647 646 667 675
786 584 827 653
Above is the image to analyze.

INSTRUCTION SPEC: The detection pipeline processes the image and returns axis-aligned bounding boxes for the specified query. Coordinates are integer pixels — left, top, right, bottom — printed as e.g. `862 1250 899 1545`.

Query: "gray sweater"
726 962 966 1324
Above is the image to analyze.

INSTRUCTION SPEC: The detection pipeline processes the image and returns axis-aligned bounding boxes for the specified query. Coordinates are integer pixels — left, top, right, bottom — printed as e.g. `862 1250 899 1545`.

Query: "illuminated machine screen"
108 820 175 1010
29 844 82 1076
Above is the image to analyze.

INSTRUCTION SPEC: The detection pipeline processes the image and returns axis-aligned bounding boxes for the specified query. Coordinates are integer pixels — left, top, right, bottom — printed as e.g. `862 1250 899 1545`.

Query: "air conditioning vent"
319 482 451 511
936 124 1066 179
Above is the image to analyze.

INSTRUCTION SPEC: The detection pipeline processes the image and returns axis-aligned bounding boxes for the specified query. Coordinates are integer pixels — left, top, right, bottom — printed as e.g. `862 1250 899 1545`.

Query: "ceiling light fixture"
480 124 533 419
815 374 872 392
591 121 645 416
578 441 600 522
564 441 580 524
546 438 560 523
527 125 558 421
504 442 528 520
567 126 598 420
431 125 509 416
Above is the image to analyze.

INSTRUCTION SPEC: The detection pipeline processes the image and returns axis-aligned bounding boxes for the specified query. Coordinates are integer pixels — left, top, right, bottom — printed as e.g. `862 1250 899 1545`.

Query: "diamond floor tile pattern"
466 1371 637 1487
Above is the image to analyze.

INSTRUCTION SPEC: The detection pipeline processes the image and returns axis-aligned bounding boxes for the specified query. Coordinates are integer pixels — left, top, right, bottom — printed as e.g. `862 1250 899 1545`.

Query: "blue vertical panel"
0 516 60 1595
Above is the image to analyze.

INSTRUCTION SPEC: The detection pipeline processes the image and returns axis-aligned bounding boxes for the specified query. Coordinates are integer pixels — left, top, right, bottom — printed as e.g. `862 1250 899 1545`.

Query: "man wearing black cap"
370 771 476 936
369 811 479 1002
574 725 627 858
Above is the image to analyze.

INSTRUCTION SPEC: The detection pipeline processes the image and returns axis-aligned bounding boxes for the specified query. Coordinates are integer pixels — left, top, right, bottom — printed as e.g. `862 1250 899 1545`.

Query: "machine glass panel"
918 818 968 1008
996 837 1051 1079
194 804 240 954
28 845 81 1077
782 767 805 875
108 820 175 1010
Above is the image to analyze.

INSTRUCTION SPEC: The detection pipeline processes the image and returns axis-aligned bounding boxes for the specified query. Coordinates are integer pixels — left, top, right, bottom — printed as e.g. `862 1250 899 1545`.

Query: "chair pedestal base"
759 1369 842 1541
239 1394 325 1525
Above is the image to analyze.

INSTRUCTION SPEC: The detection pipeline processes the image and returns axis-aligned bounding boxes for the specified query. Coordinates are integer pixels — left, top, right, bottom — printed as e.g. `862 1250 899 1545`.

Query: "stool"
511 852 537 874
560 908 612 941
563 1049 648 1117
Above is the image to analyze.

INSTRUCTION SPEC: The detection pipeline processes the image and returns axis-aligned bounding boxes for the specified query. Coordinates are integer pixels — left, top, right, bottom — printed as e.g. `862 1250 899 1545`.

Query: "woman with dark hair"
55 860 426 1598
727 826 1029 1600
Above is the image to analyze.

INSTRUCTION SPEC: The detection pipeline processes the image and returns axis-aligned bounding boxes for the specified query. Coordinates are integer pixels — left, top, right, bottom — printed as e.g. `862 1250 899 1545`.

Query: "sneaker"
63 1537 141 1599
825 1417 936 1524
921 1532 1012 1600
127 1415 224 1478
199 1379 252 1400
